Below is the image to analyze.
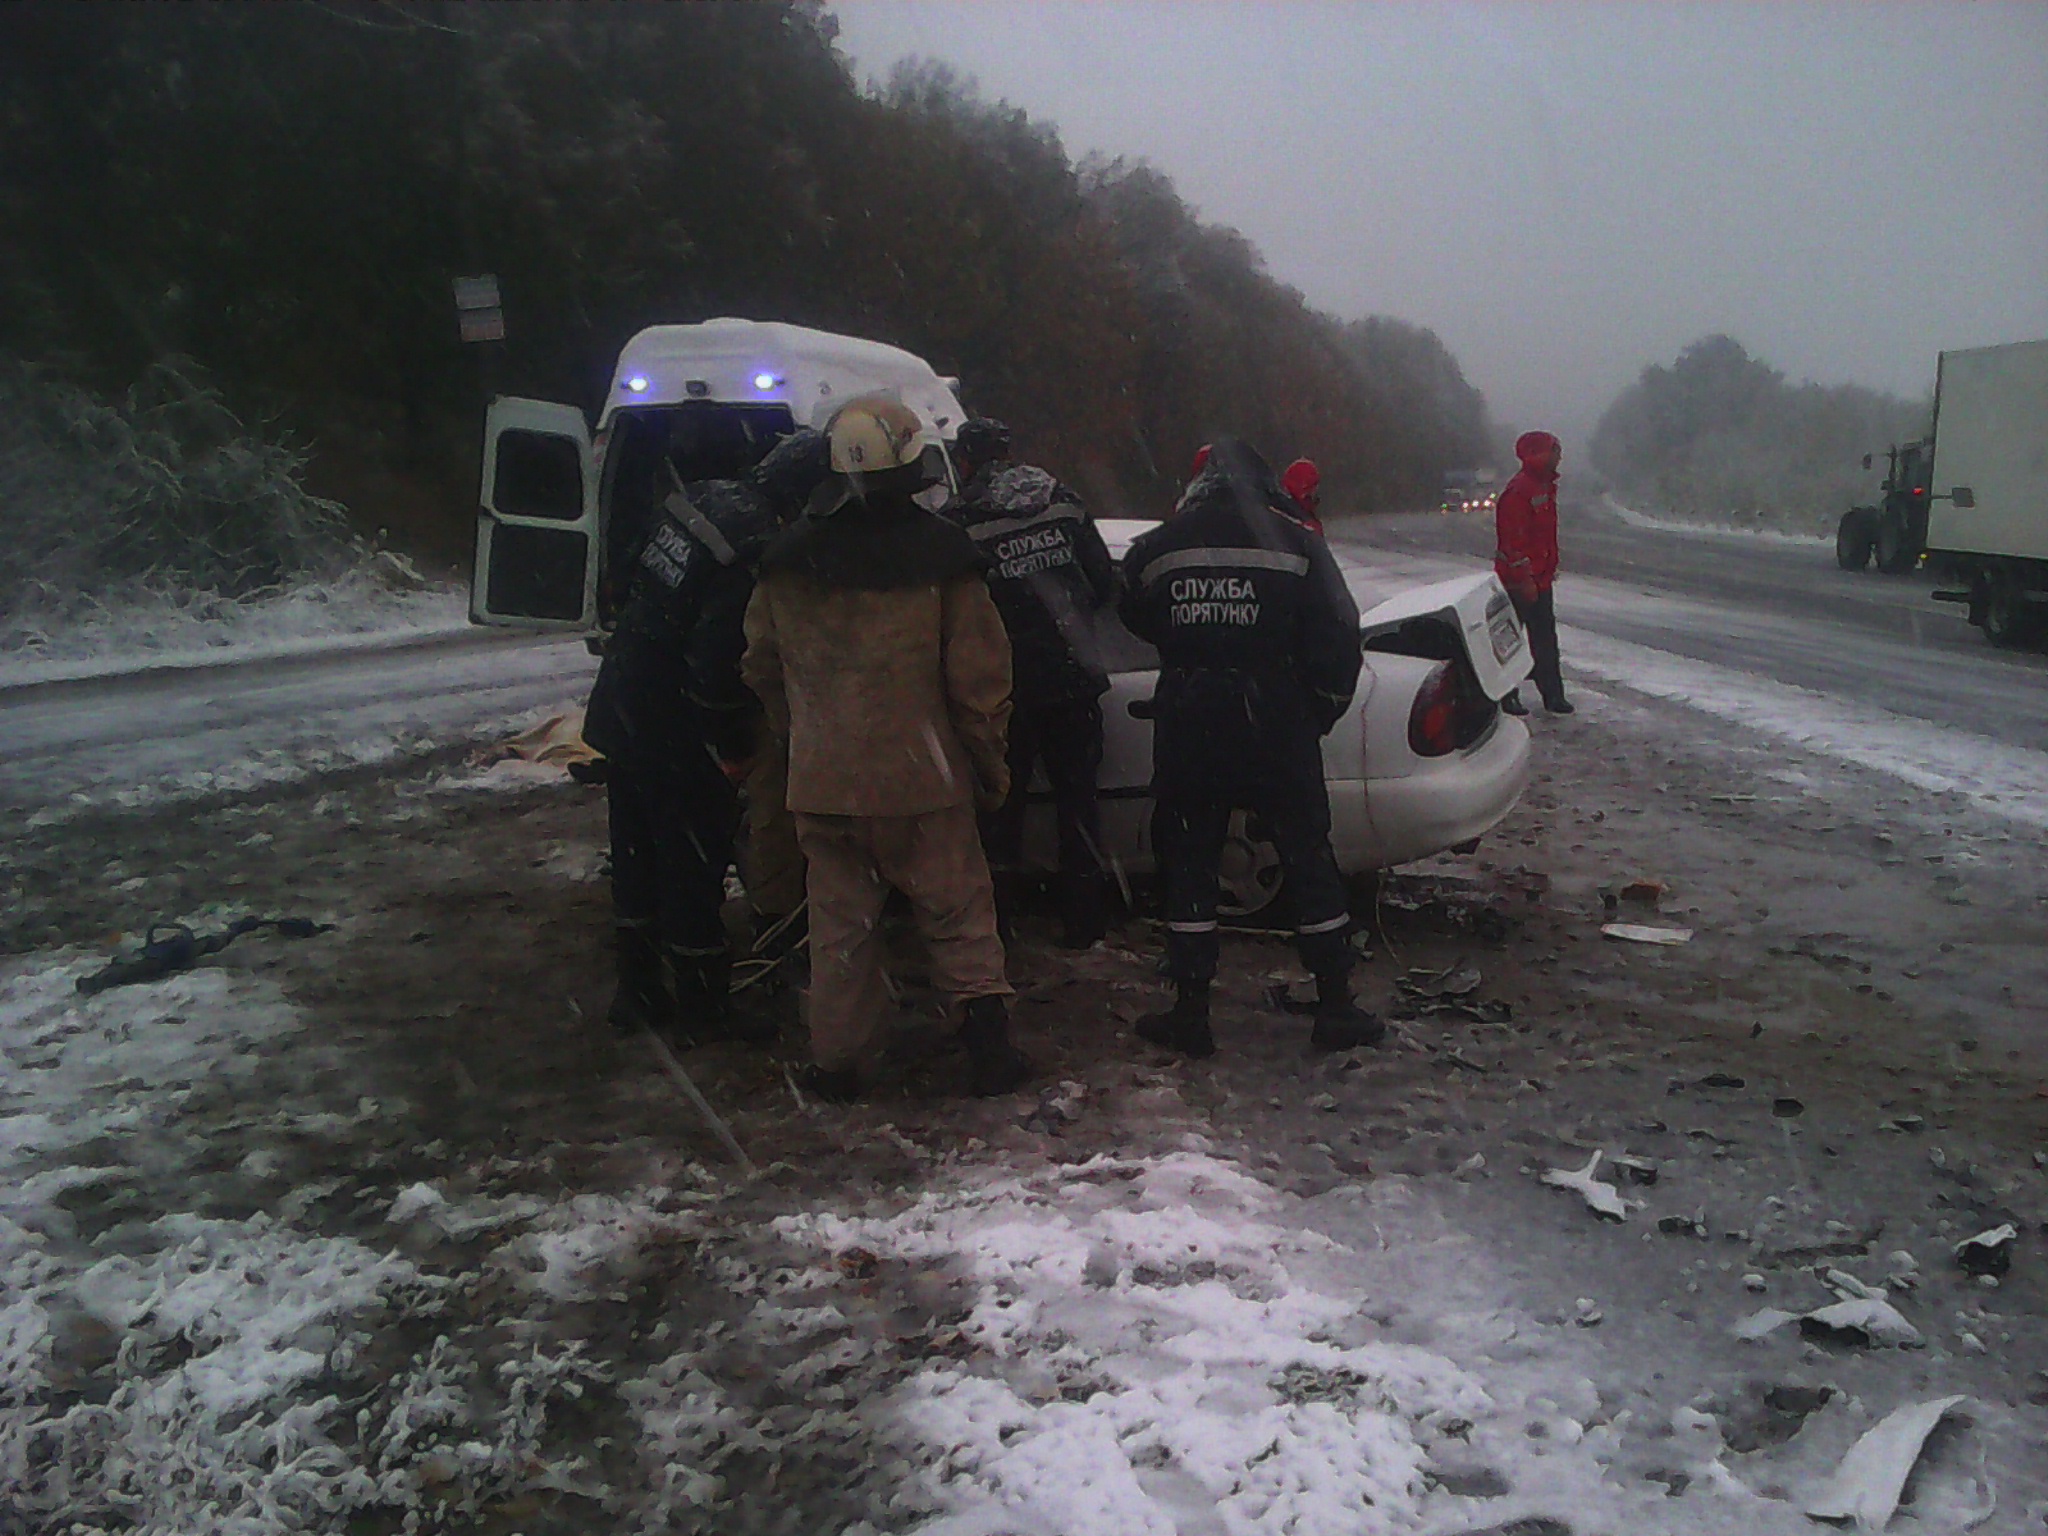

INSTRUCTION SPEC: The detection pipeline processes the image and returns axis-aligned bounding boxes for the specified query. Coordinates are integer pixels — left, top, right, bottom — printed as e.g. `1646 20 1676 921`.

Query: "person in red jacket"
1280 458 1326 535
1494 430 1572 715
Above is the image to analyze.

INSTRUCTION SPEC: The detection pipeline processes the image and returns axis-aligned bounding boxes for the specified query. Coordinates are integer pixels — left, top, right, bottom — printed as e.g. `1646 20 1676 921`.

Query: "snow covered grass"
0 356 470 691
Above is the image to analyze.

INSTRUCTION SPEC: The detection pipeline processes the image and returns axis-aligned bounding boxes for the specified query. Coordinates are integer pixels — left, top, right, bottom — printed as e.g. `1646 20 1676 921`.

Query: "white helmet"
827 392 926 474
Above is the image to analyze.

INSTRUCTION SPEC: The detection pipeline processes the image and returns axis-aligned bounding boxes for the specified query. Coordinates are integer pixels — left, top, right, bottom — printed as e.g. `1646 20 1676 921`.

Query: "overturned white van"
470 318 967 632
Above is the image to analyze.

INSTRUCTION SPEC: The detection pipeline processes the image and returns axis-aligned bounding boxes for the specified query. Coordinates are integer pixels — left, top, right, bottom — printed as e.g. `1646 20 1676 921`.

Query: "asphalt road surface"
1352 498 2048 754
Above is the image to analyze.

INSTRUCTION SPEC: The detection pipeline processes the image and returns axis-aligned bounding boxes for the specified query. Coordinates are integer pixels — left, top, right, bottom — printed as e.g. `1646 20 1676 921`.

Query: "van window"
598 402 797 620
493 430 584 521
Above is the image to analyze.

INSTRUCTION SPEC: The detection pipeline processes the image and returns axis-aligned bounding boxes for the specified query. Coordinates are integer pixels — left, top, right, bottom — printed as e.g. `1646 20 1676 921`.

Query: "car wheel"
1835 509 1873 571
1216 811 1285 919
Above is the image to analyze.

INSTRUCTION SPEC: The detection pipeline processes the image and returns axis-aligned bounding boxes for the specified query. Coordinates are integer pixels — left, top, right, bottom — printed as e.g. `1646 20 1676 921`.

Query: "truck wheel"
1980 575 2036 649
1874 510 1918 574
1835 509 1873 571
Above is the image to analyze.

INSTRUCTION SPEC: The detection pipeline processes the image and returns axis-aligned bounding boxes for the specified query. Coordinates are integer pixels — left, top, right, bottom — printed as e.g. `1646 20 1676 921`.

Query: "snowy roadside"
1559 621 2048 834
1600 493 1831 548
4 901 2032 1534
0 568 470 692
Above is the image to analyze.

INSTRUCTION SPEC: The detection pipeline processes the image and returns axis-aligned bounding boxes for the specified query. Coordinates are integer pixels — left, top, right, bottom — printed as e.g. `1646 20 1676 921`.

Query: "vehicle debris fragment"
1020 1080 1090 1135
1539 1151 1634 1220
1805 1394 1970 1531
1953 1223 2015 1277
1733 1272 1923 1348
1601 921 1692 945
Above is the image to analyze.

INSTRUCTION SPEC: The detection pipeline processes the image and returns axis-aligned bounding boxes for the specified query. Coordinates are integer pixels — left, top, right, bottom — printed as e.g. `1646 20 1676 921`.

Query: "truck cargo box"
1926 339 2048 562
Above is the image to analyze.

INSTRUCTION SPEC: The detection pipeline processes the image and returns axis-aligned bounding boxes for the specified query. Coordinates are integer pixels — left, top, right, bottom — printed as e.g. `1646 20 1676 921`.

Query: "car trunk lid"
1347 562 1531 701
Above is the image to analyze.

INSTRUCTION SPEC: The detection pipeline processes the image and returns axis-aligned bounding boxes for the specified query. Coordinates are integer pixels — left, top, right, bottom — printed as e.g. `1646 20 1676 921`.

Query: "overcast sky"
831 1 2048 442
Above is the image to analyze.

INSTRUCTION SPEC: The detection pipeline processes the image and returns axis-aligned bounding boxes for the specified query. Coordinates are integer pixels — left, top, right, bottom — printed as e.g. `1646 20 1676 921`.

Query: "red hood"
1281 458 1320 507
1514 430 1559 473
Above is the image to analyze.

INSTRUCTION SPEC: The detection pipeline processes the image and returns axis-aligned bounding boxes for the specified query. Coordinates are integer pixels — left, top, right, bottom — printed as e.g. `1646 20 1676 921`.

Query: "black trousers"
607 745 737 958
983 694 1106 883
1154 731 1352 986
1512 587 1565 705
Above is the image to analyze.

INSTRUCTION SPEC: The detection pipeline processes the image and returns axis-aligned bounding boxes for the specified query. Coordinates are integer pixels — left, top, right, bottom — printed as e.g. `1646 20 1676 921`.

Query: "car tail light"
1406 660 1499 758
1408 663 1459 757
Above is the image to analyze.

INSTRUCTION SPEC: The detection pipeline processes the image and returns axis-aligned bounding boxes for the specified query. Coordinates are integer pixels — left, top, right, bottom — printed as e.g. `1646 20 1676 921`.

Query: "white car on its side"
1009 520 1534 915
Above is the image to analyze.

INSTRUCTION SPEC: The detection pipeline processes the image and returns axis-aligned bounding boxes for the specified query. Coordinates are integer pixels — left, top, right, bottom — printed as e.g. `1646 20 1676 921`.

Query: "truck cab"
469 318 968 633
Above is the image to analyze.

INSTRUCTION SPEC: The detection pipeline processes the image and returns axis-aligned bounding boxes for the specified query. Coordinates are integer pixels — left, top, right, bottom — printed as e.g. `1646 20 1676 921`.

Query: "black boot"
1309 973 1385 1051
1500 689 1529 717
607 927 673 1035
1057 872 1108 950
1136 981 1216 1058
668 948 776 1047
960 996 1032 1097
1542 693 1575 715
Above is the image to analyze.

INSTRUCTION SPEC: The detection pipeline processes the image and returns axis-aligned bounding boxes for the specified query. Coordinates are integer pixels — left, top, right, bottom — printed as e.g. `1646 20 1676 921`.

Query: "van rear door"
470 398 598 630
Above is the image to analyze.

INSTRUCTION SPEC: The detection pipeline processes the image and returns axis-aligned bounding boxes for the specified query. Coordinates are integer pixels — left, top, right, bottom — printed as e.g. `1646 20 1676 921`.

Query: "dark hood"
1176 436 1298 530
761 492 984 591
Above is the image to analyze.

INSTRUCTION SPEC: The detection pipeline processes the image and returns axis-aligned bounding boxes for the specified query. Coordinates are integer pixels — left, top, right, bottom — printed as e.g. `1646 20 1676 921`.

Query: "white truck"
1921 338 2048 647
469 317 967 633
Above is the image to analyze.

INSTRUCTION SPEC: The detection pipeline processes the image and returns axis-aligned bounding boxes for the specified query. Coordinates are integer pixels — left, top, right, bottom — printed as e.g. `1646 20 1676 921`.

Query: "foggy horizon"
833 1 2048 444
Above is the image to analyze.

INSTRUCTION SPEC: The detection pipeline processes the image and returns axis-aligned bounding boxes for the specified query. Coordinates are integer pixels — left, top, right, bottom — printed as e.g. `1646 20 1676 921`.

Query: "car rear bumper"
1331 713 1531 869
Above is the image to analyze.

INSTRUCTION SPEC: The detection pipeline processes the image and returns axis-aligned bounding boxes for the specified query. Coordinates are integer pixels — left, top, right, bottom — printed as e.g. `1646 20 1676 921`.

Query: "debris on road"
1773 1096 1806 1117
1953 1223 2016 1277
1601 922 1693 945
1804 1395 1971 1532
1610 1153 1659 1185
1619 878 1666 906
1539 1151 1634 1220
1019 1080 1089 1135
76 913 332 994
1391 961 1512 1024
1734 1272 1924 1349
1669 1073 1746 1094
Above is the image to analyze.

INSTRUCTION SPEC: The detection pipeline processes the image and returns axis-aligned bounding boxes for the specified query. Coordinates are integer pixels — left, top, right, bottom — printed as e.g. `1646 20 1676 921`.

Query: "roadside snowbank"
1562 623 2048 830
0 562 468 691
1602 494 1830 548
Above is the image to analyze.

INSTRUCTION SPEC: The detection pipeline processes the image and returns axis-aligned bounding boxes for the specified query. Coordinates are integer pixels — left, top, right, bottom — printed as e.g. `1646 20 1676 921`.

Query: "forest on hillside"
1590 335 1927 535
0 0 1488 606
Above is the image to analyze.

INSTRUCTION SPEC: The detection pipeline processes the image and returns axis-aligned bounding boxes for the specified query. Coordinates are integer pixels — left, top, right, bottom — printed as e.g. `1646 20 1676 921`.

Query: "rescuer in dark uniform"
582 428 831 1043
1120 437 1382 1057
947 418 1119 947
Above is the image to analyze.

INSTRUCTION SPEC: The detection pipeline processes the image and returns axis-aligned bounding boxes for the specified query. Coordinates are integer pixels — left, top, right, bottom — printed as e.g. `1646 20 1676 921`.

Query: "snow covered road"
0 630 598 819
1357 501 2048 755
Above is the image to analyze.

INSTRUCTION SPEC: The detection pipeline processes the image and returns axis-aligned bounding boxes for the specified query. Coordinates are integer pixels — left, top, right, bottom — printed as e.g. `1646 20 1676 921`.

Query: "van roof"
601 317 966 441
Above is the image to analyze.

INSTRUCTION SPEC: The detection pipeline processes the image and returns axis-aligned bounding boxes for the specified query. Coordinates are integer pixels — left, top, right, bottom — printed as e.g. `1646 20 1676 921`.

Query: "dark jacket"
1494 430 1561 596
1121 439 1361 773
744 491 1013 816
949 463 1118 704
585 477 780 762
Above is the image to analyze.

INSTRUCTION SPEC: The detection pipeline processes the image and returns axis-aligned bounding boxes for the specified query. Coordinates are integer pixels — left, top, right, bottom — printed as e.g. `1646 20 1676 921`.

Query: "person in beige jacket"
742 394 1030 1102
